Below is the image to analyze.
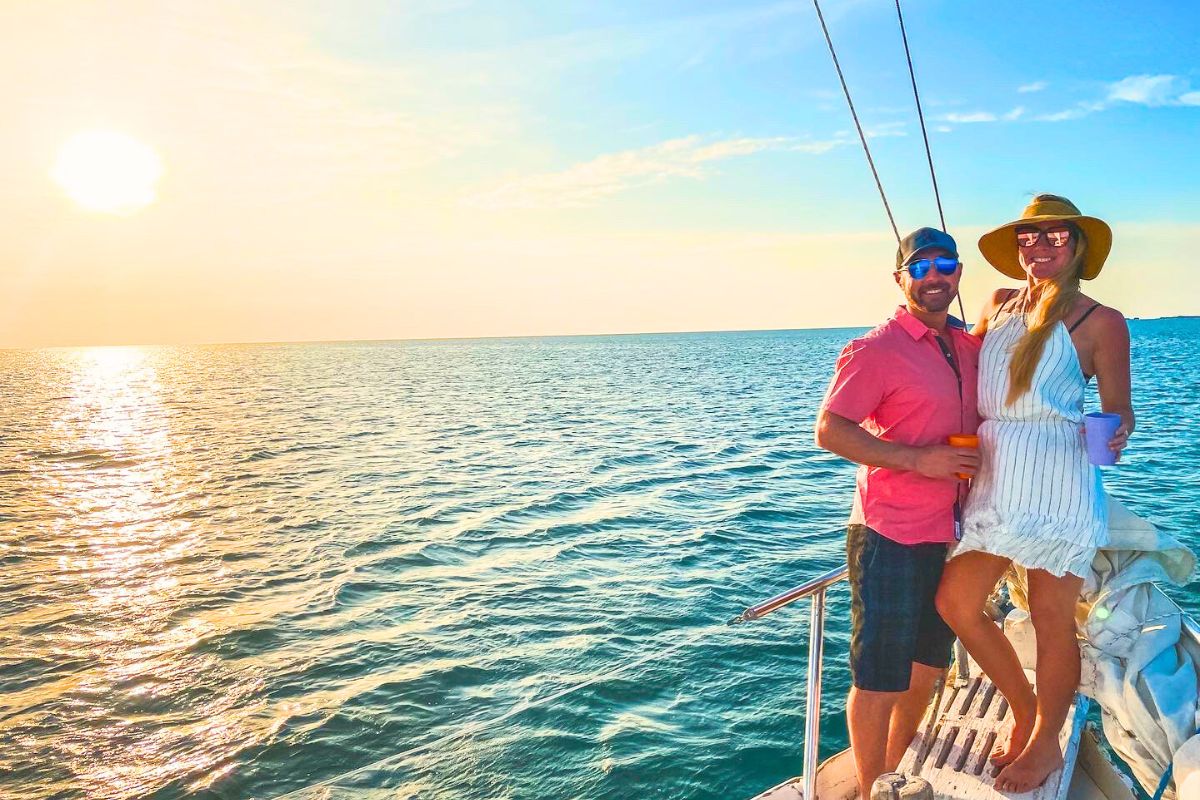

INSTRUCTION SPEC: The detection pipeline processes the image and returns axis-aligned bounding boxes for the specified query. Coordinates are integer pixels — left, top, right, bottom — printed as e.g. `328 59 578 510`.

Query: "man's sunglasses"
1016 226 1072 248
896 257 961 280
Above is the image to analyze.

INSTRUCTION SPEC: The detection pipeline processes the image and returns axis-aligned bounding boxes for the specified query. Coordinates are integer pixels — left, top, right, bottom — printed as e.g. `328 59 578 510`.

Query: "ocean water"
2 320 1198 800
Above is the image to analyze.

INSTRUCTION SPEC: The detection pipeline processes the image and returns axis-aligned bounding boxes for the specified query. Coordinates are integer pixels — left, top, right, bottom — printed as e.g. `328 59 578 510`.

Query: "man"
814 227 982 797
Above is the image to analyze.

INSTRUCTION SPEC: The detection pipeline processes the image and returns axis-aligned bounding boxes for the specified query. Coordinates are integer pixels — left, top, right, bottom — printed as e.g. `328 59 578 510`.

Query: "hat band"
1023 200 1082 219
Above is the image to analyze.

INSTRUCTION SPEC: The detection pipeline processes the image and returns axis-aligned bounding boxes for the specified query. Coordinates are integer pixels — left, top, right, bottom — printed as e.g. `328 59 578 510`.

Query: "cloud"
938 107 1023 125
1035 74 1200 122
980 74 1200 126
466 133 846 209
864 121 908 138
941 111 997 124
1032 100 1107 122
1036 108 1088 122
1107 74 1186 106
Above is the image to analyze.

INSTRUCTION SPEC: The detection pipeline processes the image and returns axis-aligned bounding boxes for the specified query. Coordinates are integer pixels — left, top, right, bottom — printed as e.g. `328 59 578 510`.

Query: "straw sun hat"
978 194 1113 281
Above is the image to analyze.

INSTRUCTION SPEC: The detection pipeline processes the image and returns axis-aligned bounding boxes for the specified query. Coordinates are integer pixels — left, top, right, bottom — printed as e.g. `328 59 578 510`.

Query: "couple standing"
815 195 1134 796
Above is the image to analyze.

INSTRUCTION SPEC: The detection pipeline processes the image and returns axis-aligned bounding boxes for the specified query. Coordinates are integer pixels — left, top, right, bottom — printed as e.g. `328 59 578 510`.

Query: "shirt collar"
892 305 967 341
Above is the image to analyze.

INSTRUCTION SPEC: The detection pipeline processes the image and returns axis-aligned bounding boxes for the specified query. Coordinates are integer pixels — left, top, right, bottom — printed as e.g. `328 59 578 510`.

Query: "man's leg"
885 662 942 770
847 686 901 795
846 525 926 797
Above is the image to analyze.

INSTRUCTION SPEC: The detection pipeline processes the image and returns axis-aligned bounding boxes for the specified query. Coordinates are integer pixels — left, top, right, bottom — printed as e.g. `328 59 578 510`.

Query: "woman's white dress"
953 310 1108 577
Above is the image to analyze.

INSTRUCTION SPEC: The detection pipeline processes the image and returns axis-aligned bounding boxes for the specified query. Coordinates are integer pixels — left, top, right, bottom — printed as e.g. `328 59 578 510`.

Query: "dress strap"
991 289 1022 322
1068 303 1102 333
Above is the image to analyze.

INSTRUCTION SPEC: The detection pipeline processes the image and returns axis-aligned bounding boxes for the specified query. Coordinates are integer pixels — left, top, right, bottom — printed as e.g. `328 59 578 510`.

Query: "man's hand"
816 409 979 480
911 445 979 480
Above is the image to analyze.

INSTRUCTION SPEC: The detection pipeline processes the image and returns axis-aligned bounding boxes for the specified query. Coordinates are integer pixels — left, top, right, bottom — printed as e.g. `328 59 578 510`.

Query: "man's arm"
814 409 979 480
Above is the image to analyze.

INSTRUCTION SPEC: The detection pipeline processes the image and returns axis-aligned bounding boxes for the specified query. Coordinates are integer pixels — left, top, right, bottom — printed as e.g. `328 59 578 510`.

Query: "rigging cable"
894 0 946 233
893 0 967 324
810 0 900 243
812 0 969 324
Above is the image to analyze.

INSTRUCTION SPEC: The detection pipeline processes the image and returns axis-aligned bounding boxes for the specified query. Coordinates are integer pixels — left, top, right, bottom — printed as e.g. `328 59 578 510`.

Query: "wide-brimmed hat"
978 194 1112 281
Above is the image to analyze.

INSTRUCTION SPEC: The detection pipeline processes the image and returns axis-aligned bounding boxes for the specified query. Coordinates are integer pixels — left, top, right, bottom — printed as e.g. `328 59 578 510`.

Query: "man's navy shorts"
846 524 955 692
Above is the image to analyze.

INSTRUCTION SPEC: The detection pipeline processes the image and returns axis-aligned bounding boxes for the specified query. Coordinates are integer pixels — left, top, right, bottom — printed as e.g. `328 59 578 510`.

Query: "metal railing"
732 563 849 800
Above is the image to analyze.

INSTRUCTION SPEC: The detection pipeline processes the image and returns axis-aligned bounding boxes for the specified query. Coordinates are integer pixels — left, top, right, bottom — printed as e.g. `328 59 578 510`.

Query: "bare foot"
994 735 1064 793
990 702 1035 767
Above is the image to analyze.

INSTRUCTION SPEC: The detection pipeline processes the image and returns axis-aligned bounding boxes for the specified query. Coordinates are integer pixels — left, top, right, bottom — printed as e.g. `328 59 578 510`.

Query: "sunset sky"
2 0 1198 348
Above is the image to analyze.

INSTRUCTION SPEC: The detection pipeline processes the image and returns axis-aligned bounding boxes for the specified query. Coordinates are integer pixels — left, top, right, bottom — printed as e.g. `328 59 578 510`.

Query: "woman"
934 195 1134 792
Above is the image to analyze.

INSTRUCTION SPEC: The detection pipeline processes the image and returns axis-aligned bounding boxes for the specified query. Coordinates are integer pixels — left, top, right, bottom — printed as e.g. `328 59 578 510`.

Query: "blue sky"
298 0 1200 228
2 0 1198 346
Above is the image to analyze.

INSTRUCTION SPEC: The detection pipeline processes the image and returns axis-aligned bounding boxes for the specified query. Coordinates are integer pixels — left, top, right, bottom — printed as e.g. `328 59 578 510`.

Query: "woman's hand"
1109 421 1132 462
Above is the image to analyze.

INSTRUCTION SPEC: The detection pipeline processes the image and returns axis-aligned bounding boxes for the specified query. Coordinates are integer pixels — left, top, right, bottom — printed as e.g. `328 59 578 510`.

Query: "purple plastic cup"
1085 412 1122 466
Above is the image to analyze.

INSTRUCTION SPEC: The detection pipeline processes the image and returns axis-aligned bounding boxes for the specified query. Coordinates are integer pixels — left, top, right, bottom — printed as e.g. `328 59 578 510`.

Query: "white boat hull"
751 725 1133 799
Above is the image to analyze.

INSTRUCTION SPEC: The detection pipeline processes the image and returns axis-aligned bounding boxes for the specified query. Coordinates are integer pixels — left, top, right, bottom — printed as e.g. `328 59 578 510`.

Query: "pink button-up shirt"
821 306 981 544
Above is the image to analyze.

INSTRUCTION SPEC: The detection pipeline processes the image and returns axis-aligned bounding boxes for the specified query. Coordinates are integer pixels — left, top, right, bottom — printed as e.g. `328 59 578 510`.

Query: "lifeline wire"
810 0 900 243
269 621 733 799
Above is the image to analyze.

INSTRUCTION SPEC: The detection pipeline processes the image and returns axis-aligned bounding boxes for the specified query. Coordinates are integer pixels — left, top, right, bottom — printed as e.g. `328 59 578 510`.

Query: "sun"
52 130 164 215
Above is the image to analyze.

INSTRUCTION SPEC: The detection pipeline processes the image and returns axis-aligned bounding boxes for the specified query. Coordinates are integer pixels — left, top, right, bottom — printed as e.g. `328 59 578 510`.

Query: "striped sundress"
952 303 1108 578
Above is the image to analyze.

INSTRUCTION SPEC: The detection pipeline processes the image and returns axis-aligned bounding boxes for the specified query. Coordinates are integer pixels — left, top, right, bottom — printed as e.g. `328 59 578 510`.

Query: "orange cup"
948 434 979 479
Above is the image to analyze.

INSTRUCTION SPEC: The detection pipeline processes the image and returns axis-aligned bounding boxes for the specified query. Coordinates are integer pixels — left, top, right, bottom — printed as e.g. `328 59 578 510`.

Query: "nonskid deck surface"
897 671 1089 800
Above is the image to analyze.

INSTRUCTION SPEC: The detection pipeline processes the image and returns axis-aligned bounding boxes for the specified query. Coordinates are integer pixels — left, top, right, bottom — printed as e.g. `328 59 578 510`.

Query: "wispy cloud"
863 121 908 139
939 107 1024 125
1034 74 1200 122
467 133 844 209
941 111 997 124
1031 100 1105 122
1107 74 1186 106
1035 107 1089 122
941 74 1200 128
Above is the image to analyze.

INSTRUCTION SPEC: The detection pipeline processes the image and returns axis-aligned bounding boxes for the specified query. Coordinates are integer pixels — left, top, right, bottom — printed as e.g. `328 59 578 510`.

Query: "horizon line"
3 313 1195 352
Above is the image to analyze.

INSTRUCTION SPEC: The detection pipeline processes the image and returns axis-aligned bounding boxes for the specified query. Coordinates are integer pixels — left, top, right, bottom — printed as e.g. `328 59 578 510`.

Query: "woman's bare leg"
995 568 1084 792
935 551 1037 766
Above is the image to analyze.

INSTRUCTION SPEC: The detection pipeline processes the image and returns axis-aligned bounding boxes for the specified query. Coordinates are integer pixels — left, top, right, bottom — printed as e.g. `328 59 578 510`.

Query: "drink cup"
1085 412 1122 466
947 433 979 479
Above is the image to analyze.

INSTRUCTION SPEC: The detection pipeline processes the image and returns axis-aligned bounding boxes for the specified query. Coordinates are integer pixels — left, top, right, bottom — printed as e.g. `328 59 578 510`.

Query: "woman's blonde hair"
1005 222 1088 406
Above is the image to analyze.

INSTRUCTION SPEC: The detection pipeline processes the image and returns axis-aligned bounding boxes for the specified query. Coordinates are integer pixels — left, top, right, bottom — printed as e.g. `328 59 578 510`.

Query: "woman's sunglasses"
897 256 961 280
1016 227 1072 248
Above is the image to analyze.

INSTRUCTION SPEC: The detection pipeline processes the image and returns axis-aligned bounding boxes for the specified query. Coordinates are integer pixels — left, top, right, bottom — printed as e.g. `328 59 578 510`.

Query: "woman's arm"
972 287 1018 338
1090 306 1134 459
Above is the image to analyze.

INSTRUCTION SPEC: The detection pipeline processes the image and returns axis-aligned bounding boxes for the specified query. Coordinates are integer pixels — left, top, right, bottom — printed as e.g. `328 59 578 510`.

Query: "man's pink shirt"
822 305 981 545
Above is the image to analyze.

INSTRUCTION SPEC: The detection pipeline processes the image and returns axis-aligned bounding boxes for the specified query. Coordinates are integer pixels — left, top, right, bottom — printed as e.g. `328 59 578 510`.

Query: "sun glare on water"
52 130 164 215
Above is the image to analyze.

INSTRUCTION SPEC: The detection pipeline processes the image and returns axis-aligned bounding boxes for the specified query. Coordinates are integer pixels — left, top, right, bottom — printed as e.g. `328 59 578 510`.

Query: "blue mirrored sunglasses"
898 256 961 280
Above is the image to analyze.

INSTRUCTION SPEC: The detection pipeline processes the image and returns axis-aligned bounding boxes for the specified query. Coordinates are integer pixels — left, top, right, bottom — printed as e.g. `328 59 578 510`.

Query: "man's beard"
911 284 954 313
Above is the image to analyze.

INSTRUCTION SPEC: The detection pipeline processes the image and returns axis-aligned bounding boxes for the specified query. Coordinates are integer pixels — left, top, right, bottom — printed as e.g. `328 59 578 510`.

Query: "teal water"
2 320 1197 799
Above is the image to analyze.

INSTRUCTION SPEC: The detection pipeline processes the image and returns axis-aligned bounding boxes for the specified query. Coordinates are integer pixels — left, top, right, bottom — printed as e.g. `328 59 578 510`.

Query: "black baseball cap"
896 227 958 267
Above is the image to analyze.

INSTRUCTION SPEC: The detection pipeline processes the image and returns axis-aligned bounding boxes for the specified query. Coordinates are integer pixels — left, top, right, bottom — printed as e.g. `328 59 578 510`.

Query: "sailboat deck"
897 670 1089 800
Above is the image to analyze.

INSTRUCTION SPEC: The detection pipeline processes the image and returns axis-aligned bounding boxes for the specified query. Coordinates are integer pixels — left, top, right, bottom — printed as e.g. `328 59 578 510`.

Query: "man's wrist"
893 443 919 473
